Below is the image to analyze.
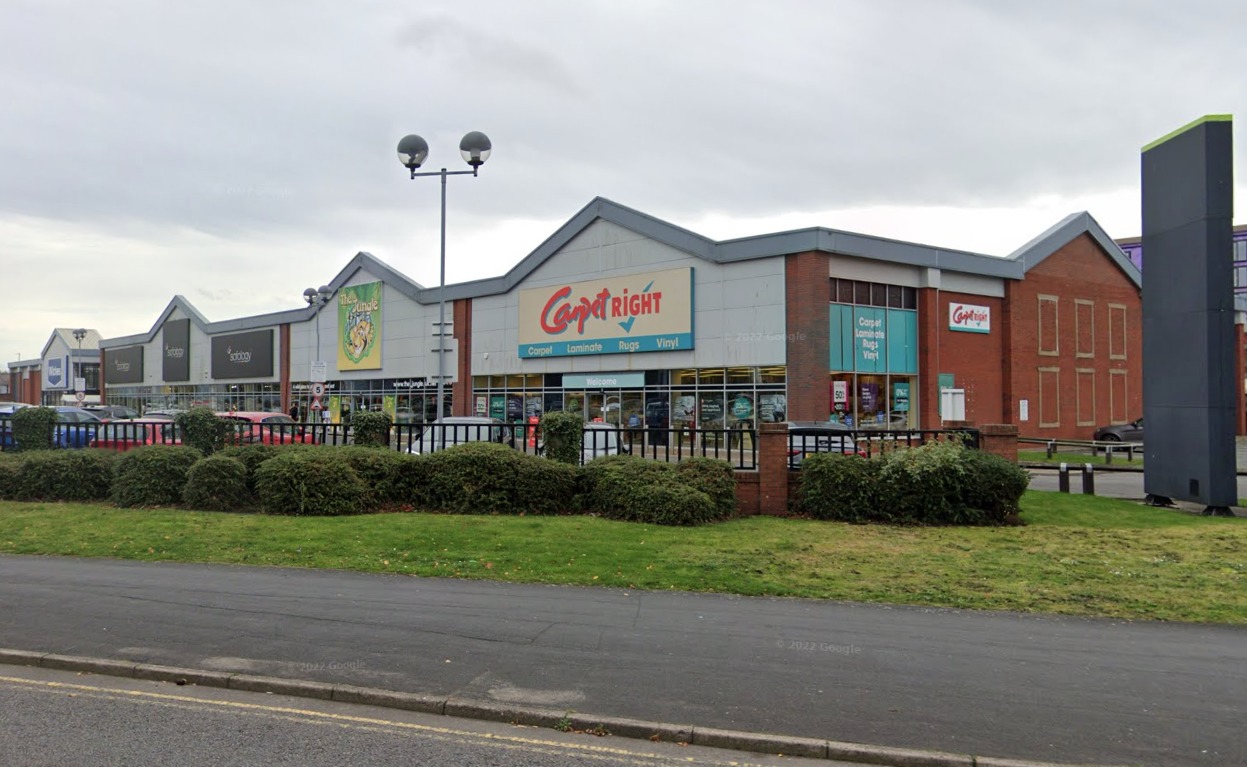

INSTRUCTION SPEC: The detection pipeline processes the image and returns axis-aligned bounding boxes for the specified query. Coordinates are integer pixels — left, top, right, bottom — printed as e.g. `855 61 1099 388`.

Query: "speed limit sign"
311 382 326 398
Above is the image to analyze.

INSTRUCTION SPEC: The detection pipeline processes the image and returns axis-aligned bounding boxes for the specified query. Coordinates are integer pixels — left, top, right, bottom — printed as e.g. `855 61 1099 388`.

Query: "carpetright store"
99 196 1148 444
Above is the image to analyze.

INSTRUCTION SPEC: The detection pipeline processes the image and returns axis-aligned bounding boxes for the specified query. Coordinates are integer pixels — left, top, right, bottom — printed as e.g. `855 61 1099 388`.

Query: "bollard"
1058 462 1070 493
1082 463 1095 495
1104 444 1113 465
1047 441 1056 459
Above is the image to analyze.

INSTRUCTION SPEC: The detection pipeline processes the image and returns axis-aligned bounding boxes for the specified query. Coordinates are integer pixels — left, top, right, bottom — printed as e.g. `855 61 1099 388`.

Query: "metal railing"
1018 436 1142 464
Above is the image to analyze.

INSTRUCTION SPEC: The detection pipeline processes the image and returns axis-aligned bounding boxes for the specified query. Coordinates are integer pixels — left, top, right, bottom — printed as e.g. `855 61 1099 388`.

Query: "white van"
407 417 514 455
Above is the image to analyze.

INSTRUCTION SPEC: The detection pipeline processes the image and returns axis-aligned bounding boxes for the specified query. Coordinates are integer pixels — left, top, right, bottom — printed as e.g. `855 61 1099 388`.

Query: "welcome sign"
517 268 694 358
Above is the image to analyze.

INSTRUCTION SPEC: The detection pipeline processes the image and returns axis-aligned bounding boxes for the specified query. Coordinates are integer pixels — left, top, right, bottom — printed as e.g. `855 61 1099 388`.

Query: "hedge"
111 445 204 508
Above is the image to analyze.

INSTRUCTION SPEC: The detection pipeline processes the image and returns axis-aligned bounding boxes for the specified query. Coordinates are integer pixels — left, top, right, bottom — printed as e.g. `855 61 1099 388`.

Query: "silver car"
787 421 864 468
408 416 513 455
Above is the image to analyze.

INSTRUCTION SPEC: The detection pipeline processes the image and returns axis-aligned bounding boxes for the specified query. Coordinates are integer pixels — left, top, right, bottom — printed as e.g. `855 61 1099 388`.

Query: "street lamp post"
397 131 492 421
302 285 333 418
71 328 86 404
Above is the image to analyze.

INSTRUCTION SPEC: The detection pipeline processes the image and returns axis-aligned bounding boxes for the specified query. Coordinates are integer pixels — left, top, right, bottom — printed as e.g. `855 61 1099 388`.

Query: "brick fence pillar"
758 422 789 516
978 423 1019 463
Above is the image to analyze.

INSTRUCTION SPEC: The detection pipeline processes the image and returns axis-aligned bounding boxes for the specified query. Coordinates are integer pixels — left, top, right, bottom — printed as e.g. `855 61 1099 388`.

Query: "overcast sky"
3 0 1244 363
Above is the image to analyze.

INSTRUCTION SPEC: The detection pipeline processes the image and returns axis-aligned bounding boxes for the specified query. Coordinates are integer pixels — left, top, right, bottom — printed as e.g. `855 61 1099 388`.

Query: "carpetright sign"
517 268 694 358
949 302 991 333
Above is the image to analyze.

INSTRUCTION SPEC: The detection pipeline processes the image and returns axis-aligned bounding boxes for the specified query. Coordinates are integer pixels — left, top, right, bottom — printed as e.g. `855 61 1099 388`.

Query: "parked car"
84 404 140 421
217 411 316 445
53 407 105 448
0 403 30 449
787 420 865 468
89 419 182 451
1093 417 1143 444
142 409 187 421
582 422 628 463
408 416 513 455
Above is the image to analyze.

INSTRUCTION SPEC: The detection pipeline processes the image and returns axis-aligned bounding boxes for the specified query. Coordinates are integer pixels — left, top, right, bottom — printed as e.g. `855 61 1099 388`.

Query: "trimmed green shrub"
385 453 436 509
580 455 675 516
183 455 252 511
421 442 576 515
254 451 369 516
176 407 228 455
877 439 971 525
796 453 883 522
624 484 717 526
13 449 116 502
580 455 727 526
0 455 21 499
961 450 1030 523
335 446 405 506
351 411 392 448
111 445 204 508
675 457 737 518
540 411 583 465
218 443 282 494
11 407 56 451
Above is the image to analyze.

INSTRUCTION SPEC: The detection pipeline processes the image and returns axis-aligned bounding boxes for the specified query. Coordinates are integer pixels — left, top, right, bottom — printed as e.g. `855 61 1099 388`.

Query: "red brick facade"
1005 233 1143 439
926 291 1008 430
785 251 832 421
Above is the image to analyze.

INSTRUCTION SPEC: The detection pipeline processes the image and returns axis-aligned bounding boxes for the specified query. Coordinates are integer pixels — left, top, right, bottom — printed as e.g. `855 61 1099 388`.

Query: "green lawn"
1 492 1244 623
1019 450 1143 467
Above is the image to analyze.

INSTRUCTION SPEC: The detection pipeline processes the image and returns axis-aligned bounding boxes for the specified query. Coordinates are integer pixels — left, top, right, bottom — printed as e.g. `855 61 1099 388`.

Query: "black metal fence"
0 417 979 471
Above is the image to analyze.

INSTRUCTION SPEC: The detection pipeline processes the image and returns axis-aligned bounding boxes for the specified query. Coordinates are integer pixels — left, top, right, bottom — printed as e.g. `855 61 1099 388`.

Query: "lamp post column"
397 131 491 422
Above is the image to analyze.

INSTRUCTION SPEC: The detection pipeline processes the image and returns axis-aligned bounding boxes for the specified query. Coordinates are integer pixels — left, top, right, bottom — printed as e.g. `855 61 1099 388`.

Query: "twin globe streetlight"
396 131 492 421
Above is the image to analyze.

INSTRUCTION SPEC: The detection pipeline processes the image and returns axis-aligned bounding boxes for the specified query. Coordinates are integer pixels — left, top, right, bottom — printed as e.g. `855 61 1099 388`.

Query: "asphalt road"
1 555 1244 766
0 664 844 767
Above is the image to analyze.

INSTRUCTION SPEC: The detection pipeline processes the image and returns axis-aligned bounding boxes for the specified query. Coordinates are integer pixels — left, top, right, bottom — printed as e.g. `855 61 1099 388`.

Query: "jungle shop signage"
338 281 382 371
949 302 991 333
162 318 191 382
104 345 145 384
517 268 694 358
210 329 274 379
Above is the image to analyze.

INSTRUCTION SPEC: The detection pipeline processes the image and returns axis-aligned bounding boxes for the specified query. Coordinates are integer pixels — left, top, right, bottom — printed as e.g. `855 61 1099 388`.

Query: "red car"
89 419 183 452
217 411 316 445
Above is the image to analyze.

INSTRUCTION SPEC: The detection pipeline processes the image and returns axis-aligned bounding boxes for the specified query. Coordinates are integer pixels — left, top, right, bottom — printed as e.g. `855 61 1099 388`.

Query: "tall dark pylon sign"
1141 115 1236 515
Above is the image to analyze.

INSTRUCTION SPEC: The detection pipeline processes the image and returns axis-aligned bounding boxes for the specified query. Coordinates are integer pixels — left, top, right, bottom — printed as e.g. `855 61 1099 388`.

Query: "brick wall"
929 292 1007 428
1007 234 1143 440
785 252 831 421
452 298 473 417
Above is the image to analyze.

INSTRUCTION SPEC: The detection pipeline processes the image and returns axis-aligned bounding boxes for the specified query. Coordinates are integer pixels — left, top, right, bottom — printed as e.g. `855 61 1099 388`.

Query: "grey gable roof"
435 197 1058 301
1005 211 1142 288
100 198 1140 347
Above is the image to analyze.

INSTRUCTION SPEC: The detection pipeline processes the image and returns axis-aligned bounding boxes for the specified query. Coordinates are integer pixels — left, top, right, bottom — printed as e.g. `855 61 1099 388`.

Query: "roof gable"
1006 211 1142 288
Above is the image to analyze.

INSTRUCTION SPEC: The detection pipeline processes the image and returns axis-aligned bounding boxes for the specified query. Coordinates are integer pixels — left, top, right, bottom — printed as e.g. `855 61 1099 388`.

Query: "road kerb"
825 740 974 767
332 684 445 715
692 726 828 759
133 663 232 688
0 648 1121 767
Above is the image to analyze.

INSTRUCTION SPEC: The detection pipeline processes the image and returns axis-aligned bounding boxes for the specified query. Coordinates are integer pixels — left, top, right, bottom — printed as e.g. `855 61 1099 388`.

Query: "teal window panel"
887 309 917 374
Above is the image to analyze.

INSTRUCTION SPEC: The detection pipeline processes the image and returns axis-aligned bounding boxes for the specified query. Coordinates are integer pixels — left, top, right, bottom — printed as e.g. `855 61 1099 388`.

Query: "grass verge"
1019 450 1143 467
1 492 1244 623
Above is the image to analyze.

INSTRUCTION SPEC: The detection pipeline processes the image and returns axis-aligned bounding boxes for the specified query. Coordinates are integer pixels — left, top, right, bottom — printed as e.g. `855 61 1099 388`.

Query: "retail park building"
7 197 1179 440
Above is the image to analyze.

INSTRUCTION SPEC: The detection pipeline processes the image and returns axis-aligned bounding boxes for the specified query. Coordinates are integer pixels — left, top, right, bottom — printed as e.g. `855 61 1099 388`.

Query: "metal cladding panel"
210 329 275 380
1141 116 1236 507
162 318 191 382
104 346 144 384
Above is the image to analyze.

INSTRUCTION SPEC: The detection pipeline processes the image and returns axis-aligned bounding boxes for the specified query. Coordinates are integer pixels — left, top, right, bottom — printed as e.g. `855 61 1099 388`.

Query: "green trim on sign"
1142 114 1233 153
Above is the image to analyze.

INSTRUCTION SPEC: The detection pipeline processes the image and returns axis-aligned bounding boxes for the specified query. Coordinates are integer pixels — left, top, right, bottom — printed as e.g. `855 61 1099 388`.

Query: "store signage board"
949 302 991 333
517 268 694 358
562 373 645 389
310 361 327 383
